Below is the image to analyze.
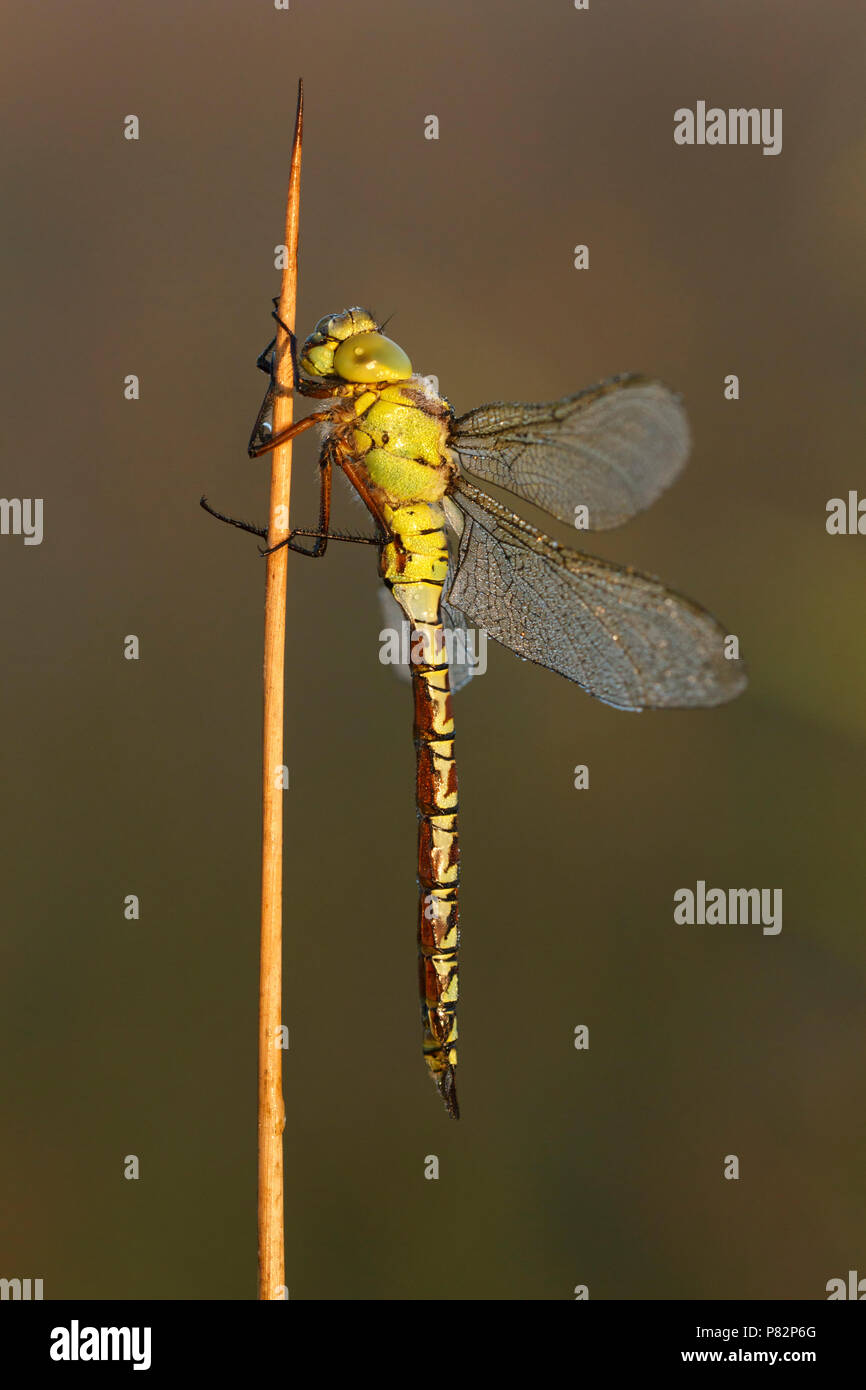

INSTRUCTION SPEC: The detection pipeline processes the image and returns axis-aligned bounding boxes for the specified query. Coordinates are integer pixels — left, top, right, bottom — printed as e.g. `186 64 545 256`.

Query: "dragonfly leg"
270 309 347 400
260 528 379 557
255 335 276 376
290 447 330 556
261 444 334 557
256 314 300 393
247 409 333 460
270 308 306 385
200 496 376 556
255 301 291 376
199 496 267 538
250 316 342 459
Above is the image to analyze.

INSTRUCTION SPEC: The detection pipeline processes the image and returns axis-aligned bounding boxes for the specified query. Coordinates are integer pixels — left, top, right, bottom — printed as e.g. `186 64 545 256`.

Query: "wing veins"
445 479 746 711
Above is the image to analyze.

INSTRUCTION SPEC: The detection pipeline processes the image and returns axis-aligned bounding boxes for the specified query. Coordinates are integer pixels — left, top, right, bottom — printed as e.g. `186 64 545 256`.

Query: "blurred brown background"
1 0 864 1300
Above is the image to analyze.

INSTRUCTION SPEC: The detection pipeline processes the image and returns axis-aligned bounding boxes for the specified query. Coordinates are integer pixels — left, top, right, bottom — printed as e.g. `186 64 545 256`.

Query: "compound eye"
332 331 412 383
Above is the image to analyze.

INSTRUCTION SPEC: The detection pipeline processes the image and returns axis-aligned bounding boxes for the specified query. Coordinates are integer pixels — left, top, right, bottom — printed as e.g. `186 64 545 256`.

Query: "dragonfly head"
301 308 412 383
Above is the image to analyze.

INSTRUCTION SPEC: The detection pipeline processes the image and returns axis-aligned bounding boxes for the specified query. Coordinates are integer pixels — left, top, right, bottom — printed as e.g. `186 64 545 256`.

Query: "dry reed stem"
258 79 303 1301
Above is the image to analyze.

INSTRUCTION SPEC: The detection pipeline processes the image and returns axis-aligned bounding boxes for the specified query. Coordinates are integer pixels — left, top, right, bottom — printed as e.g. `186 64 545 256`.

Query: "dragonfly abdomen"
411 621 460 1120
385 565 461 1119
349 378 463 1117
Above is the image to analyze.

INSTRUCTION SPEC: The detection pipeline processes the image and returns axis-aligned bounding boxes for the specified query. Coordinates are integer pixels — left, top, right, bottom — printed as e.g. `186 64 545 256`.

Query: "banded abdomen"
412 619 460 1119
382 503 461 1119
351 379 461 1117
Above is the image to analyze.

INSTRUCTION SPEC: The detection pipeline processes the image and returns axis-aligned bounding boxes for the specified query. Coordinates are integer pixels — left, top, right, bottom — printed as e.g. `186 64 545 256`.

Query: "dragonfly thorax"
301 307 412 383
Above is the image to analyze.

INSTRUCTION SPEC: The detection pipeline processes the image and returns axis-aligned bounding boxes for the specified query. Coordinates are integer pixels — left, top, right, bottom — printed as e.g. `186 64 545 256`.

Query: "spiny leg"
261 527 379 556
199 497 267 539
255 335 276 377
268 444 332 558
260 441 378 555
248 309 347 456
247 408 333 460
200 496 376 558
206 423 336 551
203 441 379 558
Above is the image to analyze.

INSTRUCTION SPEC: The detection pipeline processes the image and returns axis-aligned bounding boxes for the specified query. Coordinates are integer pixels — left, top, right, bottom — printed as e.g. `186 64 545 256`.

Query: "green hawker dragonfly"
202 306 747 1119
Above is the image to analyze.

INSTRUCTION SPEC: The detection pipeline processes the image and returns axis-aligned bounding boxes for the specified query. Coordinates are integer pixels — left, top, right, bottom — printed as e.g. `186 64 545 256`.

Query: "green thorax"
349 383 454 609
300 309 456 616
350 383 452 504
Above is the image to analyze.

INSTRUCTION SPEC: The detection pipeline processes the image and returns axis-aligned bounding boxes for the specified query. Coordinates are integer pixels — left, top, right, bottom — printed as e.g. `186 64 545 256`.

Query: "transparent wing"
451 374 690 531
441 549 481 694
377 587 414 684
444 480 746 712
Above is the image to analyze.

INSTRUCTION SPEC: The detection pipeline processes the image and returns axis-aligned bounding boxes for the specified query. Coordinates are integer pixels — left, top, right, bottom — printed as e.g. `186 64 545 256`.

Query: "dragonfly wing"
377 586 412 684
451 374 690 531
441 541 480 694
445 481 746 711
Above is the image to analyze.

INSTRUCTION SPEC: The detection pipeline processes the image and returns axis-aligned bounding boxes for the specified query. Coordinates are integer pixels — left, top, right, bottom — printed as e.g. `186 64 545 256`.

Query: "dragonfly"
202 305 747 1120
